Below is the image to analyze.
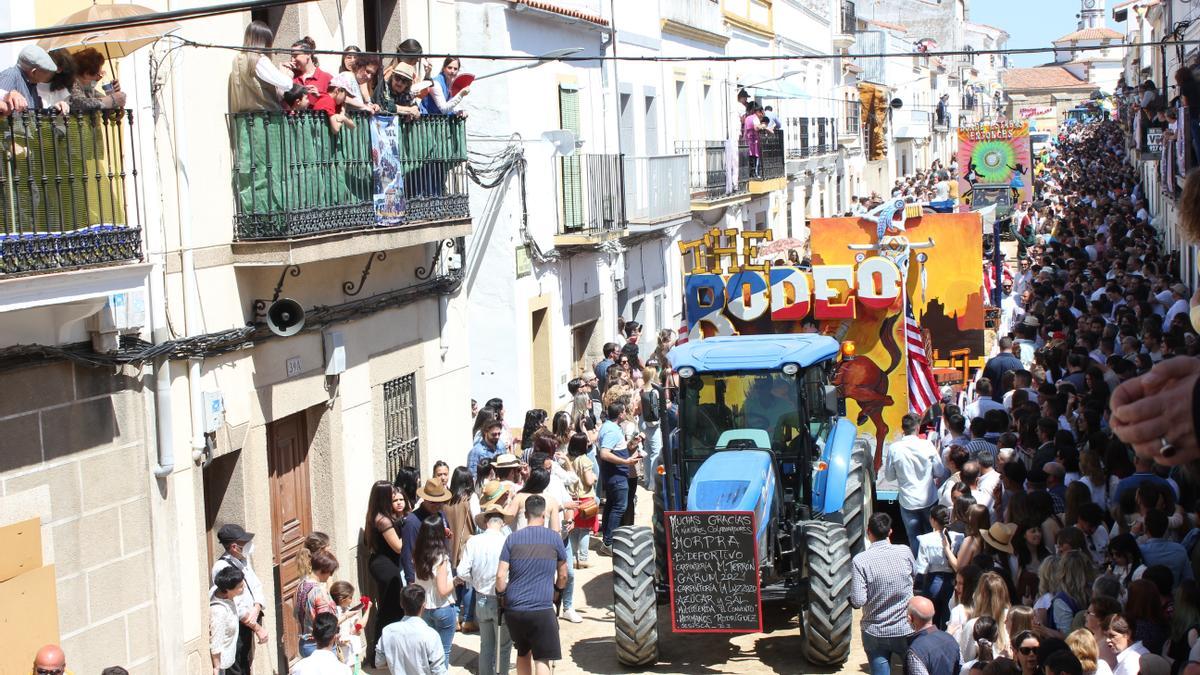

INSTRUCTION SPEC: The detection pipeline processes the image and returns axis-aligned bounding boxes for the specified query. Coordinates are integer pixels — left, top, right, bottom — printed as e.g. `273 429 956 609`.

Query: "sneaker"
597 543 613 557
563 608 583 624
575 560 591 569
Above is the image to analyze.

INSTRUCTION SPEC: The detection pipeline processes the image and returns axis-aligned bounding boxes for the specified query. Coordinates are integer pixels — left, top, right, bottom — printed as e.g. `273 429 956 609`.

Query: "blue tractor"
612 334 874 666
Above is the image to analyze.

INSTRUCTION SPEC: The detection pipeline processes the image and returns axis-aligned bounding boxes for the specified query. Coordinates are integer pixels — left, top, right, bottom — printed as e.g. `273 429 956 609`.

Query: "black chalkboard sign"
665 511 763 633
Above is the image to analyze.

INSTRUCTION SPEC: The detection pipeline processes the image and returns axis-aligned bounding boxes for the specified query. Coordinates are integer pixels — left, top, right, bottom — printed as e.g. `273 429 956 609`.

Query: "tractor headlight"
677 366 695 379
781 363 800 376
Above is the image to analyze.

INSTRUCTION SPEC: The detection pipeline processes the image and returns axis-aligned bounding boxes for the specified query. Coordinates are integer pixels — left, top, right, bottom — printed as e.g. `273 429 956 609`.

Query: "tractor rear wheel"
844 438 874 556
613 525 660 666
800 521 853 666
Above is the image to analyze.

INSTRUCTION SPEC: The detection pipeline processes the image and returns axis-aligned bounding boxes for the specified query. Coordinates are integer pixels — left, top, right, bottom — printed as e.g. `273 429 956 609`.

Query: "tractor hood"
686 449 775 563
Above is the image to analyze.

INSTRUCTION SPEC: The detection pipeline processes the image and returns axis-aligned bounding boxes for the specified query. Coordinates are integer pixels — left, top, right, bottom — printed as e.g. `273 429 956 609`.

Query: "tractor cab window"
679 371 802 459
801 365 833 451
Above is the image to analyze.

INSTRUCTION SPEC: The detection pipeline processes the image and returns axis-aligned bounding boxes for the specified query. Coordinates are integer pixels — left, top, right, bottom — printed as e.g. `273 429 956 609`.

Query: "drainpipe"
144 54 173 478
169 46 207 461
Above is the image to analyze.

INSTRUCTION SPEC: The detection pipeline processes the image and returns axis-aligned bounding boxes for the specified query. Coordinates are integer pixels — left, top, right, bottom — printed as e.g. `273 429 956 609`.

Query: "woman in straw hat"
457 484 515 675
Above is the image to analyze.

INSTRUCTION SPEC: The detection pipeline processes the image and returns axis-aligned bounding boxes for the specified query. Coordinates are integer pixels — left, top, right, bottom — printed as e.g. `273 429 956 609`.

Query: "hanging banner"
957 121 1034 205
370 115 406 226
1019 106 1053 119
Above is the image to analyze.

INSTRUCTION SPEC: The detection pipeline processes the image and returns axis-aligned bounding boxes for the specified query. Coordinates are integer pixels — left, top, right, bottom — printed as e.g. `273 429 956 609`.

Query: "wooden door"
267 412 312 666
531 308 553 412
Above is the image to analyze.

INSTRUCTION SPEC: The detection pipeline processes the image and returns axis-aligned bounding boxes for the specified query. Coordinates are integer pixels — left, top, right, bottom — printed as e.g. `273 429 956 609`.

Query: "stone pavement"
368 486 873 674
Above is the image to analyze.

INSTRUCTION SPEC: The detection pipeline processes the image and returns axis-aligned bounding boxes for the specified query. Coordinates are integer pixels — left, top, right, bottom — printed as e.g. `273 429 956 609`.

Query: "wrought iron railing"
675 141 748 201
840 0 856 34
228 112 468 240
624 155 689 223
0 109 142 275
560 153 626 236
739 133 785 181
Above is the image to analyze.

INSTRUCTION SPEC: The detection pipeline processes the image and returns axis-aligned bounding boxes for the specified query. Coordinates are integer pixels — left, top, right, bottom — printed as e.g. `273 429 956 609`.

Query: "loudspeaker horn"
266 298 306 337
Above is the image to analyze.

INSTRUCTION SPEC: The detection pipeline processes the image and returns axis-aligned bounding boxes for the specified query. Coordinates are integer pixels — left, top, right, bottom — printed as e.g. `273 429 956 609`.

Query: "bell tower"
1080 0 1104 29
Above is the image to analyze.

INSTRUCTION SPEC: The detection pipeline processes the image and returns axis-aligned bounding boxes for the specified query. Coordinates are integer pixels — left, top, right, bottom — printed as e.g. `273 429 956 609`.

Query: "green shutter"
559 85 583 232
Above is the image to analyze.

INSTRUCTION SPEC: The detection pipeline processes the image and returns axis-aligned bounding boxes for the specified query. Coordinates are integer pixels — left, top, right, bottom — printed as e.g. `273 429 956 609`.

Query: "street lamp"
743 68 803 89
475 47 585 81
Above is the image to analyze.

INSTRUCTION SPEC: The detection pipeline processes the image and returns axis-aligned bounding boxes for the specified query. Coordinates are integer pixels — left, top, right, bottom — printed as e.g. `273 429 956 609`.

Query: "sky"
969 0 1123 68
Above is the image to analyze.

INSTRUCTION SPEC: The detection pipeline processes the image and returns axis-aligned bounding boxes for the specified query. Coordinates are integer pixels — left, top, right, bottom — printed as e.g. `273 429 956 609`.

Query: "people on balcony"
68 48 127 112
228 21 305 113
1174 67 1200 168
421 57 470 117
742 103 767 179
36 49 76 112
344 53 383 114
762 105 781 133
320 73 361 135
288 37 332 107
385 39 432 84
0 45 69 114
374 62 423 118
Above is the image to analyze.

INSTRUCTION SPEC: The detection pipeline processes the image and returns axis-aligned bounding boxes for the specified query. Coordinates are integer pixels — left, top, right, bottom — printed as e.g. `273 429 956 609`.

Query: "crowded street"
5 1 1200 674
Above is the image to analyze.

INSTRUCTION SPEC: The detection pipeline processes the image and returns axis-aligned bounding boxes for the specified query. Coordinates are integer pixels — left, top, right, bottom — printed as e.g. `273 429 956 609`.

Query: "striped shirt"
500 525 566 612
851 540 916 638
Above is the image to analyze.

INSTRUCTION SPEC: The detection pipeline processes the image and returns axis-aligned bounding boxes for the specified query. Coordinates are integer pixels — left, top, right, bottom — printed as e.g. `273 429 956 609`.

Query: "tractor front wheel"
613 525 660 666
844 438 874 556
800 521 853 666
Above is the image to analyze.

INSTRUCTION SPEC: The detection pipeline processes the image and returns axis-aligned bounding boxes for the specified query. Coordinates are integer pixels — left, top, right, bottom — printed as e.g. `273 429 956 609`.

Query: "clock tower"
1080 0 1104 29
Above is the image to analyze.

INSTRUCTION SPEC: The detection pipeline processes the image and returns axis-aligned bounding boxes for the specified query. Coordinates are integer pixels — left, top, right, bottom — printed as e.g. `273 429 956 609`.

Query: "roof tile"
1001 66 1100 91
509 0 609 26
1053 27 1123 42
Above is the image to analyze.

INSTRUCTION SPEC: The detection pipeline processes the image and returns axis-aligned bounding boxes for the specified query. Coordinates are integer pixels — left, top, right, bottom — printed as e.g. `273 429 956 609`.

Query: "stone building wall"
0 361 156 674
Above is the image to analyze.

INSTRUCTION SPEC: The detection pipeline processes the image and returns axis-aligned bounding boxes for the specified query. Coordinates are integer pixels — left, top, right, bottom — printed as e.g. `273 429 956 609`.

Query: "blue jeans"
569 526 591 563
297 637 316 657
862 632 910 675
456 584 476 623
563 533 577 610
475 595 512 675
602 477 629 546
423 604 458 668
899 505 931 556
922 571 956 629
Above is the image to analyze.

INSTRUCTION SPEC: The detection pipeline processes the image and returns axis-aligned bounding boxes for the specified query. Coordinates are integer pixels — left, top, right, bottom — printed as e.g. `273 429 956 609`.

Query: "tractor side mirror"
823 385 839 417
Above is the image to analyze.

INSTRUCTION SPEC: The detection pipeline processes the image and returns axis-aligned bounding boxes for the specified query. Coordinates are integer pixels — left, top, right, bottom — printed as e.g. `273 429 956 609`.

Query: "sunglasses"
36 670 65 675
1018 646 1038 656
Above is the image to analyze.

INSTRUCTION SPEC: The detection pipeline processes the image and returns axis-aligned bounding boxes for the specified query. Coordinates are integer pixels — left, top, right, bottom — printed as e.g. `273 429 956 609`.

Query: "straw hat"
474 480 513 529
979 522 1017 554
415 478 452 503
491 453 522 470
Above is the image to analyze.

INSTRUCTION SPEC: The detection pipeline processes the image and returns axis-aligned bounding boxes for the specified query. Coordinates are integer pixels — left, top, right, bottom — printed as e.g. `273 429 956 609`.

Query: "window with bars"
383 373 420 481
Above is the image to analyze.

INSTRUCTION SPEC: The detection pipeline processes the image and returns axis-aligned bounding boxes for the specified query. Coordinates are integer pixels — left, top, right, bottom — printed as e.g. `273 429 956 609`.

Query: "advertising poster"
957 121 1033 205
369 115 405 226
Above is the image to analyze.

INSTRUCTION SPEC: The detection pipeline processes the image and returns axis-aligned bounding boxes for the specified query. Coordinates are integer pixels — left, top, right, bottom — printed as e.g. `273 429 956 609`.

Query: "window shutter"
559 85 583 232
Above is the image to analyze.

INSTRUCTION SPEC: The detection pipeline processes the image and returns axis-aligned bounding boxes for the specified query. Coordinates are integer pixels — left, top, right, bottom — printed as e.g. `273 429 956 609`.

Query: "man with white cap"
0 45 69 114
1162 283 1191 331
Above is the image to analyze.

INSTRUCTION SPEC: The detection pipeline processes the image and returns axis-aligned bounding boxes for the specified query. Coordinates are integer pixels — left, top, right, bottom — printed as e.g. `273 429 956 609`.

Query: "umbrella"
758 237 807 256
38 3 181 66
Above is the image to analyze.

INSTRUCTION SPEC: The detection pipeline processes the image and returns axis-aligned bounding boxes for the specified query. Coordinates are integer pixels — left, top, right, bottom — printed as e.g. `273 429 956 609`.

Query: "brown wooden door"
267 412 312 666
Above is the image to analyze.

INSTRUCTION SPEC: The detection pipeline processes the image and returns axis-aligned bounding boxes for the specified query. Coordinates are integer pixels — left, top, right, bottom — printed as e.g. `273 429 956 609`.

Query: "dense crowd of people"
853 119 1200 675
200 320 673 675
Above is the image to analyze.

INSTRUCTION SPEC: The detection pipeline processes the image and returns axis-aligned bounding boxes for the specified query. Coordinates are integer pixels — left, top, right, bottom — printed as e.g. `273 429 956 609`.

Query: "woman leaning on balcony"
228 20 305 113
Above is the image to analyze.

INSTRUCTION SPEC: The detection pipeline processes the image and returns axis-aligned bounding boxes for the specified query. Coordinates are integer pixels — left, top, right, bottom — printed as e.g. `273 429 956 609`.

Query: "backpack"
641 387 661 424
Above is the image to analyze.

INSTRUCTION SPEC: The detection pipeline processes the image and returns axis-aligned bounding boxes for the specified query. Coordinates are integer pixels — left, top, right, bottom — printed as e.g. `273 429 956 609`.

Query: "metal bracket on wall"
414 238 456 281
343 251 387 297
250 264 301 321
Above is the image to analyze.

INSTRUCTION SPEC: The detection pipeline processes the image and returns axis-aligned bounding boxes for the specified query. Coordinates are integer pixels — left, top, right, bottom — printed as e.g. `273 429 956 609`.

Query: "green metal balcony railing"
0 109 142 275
228 112 468 240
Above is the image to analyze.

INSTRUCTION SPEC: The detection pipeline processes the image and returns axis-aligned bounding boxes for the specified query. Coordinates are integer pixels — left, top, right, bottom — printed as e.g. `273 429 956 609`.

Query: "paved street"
372 488 872 675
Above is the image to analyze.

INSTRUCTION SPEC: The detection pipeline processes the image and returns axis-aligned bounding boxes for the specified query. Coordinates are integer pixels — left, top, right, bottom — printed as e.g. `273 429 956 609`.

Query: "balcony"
739 133 785 192
675 141 749 209
228 112 469 245
0 110 142 277
556 153 626 245
834 0 857 47
661 0 728 46
623 155 690 228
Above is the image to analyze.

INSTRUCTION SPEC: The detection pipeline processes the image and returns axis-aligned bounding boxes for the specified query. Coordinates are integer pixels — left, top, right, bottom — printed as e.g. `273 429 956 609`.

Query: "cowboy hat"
474 502 514 530
491 453 522 469
416 478 452 503
979 522 1017 555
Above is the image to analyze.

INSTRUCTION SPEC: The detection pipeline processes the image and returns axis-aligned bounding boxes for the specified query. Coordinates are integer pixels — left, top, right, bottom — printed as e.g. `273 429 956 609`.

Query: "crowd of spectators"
0 44 128 117
853 119 1200 675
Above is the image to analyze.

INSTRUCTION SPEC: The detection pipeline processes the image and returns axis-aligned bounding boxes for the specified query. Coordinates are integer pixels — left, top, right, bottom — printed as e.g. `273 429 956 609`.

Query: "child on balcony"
319 72 360 135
